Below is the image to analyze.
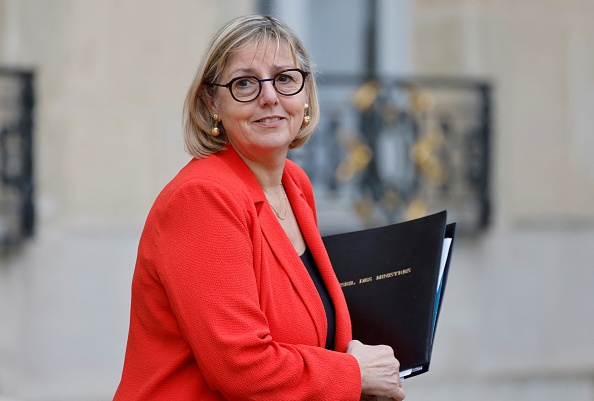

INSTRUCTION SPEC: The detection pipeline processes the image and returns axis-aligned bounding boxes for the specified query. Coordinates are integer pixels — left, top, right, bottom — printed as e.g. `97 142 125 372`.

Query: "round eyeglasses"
210 69 309 103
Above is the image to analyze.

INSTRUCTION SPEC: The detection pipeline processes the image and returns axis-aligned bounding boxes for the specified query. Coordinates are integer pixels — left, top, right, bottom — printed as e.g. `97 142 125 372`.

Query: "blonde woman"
114 15 404 401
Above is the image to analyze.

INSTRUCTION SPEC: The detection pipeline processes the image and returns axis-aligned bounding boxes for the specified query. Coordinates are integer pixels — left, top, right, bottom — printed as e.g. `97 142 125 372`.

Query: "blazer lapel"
282 171 353 352
258 190 329 348
219 147 328 348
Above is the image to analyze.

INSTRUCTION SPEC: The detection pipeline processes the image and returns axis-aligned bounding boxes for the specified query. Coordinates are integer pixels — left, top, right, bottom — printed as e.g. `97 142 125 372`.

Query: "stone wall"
409 2 594 400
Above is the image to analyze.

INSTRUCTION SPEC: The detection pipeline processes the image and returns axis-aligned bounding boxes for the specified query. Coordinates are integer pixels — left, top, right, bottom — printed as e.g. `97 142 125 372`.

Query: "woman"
114 14 405 401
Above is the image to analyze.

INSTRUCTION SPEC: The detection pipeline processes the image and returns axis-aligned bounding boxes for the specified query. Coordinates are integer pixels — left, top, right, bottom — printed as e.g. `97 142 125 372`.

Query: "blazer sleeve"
148 178 362 401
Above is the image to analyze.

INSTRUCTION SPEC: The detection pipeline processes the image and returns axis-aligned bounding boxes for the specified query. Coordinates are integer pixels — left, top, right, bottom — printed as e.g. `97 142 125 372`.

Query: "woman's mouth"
256 117 282 123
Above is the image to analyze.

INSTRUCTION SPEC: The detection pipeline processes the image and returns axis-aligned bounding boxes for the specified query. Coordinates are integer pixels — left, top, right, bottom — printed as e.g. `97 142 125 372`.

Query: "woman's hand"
348 340 405 401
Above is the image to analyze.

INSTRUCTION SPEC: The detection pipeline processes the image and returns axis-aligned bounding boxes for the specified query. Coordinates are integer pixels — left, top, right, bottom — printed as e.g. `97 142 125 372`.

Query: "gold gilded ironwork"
354 196 376 222
381 189 401 213
336 136 373 182
404 199 428 221
411 129 447 184
407 87 435 115
382 102 399 124
352 80 380 111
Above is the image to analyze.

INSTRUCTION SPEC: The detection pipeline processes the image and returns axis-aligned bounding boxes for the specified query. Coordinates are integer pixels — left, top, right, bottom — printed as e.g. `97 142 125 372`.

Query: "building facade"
1 1 593 400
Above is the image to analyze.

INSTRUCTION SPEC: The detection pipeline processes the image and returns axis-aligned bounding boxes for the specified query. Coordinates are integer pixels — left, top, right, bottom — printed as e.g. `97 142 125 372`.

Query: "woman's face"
210 40 307 163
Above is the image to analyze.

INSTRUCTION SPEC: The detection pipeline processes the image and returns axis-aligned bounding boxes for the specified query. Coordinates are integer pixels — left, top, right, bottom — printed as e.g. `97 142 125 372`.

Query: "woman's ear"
199 85 219 116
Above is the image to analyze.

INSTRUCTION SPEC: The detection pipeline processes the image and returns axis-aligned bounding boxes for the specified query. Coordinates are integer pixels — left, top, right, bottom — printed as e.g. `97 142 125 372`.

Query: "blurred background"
1 0 593 400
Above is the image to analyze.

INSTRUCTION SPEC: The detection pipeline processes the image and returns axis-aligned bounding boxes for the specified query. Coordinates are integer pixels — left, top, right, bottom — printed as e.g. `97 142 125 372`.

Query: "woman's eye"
235 78 255 88
276 74 292 84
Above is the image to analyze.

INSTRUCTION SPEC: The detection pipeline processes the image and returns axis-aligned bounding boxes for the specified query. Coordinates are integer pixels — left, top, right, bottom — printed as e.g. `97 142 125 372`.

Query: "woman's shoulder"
176 148 257 186
176 154 235 184
156 151 255 207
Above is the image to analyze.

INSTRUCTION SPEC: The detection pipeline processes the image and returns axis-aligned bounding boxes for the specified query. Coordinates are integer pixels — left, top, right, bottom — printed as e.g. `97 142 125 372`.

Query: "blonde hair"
183 15 320 158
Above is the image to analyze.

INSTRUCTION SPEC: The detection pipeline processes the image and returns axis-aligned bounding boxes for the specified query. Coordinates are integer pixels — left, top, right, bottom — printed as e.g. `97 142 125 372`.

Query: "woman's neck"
247 159 285 194
232 146 287 192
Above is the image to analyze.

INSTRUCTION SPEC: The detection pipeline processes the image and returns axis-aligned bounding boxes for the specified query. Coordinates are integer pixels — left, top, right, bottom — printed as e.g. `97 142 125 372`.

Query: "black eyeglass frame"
209 68 310 103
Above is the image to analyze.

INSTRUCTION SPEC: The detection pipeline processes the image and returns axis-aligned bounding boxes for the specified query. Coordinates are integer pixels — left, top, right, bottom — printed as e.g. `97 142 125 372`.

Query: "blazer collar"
216 146 268 206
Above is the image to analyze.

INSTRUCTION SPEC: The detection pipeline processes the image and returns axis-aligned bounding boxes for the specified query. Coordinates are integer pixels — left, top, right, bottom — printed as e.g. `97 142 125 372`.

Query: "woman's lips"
256 117 282 123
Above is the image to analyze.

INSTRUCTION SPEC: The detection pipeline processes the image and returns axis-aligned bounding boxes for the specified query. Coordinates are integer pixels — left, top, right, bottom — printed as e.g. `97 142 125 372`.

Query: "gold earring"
302 103 310 126
211 113 221 136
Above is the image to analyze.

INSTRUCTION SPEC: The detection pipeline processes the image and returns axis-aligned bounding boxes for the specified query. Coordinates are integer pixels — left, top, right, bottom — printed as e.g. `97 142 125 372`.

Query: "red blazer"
114 146 361 400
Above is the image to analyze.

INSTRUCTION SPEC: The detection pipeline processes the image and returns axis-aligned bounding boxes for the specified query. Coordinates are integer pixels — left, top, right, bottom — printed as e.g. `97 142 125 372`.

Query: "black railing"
291 75 491 236
0 67 35 250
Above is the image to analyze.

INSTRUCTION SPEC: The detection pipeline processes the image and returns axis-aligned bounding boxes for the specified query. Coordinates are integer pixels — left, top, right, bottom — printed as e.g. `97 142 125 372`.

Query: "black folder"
323 211 456 378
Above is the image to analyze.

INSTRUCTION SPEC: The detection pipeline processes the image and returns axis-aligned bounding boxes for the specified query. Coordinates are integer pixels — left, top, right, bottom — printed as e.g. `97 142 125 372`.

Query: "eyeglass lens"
231 70 305 102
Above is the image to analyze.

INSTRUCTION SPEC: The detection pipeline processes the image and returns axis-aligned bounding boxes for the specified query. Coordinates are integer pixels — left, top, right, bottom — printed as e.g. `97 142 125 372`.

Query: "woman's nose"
258 80 279 106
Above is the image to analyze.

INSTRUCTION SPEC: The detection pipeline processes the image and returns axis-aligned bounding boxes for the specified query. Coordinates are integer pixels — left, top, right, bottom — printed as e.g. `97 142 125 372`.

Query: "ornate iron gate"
291 75 491 236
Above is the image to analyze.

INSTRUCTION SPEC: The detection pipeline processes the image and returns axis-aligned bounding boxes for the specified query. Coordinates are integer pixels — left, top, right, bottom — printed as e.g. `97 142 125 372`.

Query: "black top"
300 247 336 350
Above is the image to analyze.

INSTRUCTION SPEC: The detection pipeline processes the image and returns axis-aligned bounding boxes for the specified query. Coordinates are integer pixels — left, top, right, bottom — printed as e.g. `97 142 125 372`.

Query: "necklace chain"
267 183 289 220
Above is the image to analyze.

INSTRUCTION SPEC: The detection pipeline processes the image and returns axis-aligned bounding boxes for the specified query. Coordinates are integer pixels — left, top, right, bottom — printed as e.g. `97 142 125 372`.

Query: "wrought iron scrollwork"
292 75 491 235
0 68 35 250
